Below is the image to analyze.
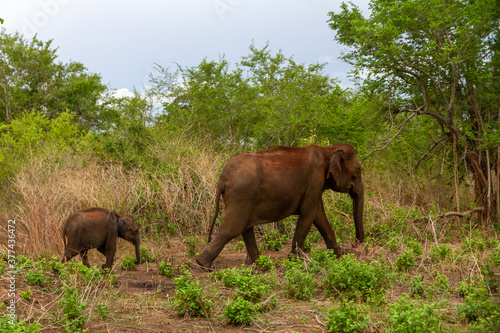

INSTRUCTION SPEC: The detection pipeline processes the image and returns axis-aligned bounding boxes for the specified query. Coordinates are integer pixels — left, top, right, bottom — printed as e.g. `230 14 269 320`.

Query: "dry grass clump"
0 135 233 258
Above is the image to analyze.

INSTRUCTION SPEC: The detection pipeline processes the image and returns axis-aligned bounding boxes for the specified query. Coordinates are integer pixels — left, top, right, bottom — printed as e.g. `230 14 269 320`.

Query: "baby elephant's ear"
117 217 127 236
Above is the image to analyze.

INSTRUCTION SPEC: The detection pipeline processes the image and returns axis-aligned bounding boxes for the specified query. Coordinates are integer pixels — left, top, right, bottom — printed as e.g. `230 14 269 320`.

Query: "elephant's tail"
207 182 224 243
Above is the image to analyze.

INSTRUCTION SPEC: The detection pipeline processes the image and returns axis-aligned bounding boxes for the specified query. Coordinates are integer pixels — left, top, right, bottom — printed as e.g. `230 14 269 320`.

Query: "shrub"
0 308 41 332
430 244 452 262
283 259 316 301
323 254 389 303
404 238 423 256
120 255 137 270
457 286 497 323
20 290 32 301
326 301 369 333
389 294 442 333
409 275 424 298
25 269 45 286
184 236 199 256
255 255 273 272
58 287 88 333
94 303 109 319
173 270 212 318
263 230 288 251
211 266 276 303
140 246 156 263
158 261 174 277
395 250 415 271
224 296 256 325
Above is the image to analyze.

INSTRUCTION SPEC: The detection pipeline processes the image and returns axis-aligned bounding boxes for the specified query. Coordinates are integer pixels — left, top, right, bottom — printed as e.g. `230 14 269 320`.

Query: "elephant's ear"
327 150 344 184
117 217 127 237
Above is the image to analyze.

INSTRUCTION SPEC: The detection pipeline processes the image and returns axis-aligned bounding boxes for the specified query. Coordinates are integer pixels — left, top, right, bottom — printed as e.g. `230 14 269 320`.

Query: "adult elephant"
196 143 364 268
62 207 141 269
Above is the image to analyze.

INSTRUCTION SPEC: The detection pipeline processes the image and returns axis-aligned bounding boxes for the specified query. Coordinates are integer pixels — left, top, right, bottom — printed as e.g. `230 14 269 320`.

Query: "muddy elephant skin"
196 143 364 268
62 207 141 269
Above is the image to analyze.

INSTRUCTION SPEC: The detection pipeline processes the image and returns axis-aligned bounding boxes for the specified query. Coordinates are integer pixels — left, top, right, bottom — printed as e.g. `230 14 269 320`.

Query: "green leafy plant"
457 285 497 323
158 261 174 277
184 236 199 256
120 255 137 270
326 301 369 333
255 255 274 272
94 303 109 319
211 266 276 303
140 245 156 263
395 250 415 272
172 269 212 318
283 258 316 301
430 244 452 262
25 269 45 286
224 296 256 325
58 286 88 332
0 309 41 332
409 275 424 298
323 254 389 303
389 294 442 333
263 229 288 251
20 290 32 301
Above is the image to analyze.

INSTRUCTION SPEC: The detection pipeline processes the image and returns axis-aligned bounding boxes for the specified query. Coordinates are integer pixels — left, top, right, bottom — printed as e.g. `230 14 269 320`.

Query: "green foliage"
120 255 137 271
388 294 442 333
404 238 423 256
224 296 256 326
0 29 107 125
94 303 109 319
323 253 389 303
158 261 174 277
409 275 424 298
263 230 288 251
457 286 498 323
184 236 199 256
283 258 316 301
139 246 156 263
430 244 452 262
20 290 32 301
59 261 104 285
0 310 41 333
211 266 276 303
24 269 45 286
58 286 88 332
326 301 369 333
255 255 274 272
149 43 374 150
395 250 416 272
173 269 213 318
0 111 91 181
432 273 450 297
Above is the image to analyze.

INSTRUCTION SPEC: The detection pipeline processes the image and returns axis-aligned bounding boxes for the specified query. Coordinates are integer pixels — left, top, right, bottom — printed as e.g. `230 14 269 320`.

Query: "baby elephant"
62 207 141 270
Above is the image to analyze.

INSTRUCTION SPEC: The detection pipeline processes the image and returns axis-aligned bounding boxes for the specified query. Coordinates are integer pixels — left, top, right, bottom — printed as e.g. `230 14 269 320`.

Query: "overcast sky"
2 0 371 95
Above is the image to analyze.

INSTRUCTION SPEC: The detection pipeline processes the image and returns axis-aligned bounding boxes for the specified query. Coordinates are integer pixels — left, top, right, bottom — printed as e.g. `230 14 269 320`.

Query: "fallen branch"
437 207 484 219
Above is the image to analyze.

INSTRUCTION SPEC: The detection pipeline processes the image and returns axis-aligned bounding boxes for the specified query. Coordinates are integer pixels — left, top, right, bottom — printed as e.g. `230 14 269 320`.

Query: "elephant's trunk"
351 179 365 243
134 236 141 264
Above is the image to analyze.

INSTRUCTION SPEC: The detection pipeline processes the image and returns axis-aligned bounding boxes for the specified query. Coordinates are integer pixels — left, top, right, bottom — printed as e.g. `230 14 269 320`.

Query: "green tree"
150 44 364 150
328 0 500 222
0 29 107 127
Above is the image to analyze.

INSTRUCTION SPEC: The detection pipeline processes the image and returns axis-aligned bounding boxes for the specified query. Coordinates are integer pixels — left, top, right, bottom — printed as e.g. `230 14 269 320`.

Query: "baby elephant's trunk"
134 237 141 264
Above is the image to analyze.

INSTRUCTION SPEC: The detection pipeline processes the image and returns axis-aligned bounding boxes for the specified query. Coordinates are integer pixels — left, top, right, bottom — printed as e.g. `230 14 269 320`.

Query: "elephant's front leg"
80 250 90 267
241 226 259 264
103 243 117 270
313 200 342 257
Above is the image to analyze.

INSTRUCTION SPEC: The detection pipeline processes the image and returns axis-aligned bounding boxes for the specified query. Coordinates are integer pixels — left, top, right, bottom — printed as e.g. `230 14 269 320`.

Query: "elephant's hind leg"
196 210 250 268
241 226 259 264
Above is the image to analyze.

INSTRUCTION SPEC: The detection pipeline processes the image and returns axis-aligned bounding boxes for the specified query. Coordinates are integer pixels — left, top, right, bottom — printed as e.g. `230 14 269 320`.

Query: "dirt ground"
0 238 475 332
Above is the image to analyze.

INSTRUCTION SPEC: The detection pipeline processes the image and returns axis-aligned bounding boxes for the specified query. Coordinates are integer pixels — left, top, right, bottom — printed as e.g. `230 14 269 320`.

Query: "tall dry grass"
0 132 477 258
0 135 233 257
